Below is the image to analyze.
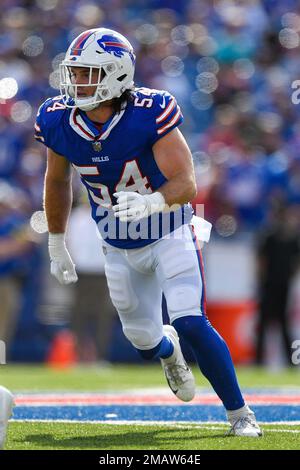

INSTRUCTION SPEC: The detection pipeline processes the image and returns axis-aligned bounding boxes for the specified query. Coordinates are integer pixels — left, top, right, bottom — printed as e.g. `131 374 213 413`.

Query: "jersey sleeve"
149 91 183 145
34 97 65 154
34 101 48 146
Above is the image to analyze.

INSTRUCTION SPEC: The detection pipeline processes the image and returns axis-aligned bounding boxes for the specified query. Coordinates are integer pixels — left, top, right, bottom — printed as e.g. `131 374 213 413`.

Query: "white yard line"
9 419 300 432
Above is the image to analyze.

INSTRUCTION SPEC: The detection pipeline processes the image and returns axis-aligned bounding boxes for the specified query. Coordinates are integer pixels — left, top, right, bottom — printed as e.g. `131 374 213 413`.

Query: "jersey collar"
69 103 127 142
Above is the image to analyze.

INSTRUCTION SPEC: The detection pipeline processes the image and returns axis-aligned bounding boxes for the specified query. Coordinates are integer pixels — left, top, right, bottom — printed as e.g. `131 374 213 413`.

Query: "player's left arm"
113 93 197 222
152 127 197 206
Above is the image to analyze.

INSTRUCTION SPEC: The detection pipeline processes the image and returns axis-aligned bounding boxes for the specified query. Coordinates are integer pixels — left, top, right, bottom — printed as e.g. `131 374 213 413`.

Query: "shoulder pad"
132 88 183 145
36 95 67 129
35 95 67 151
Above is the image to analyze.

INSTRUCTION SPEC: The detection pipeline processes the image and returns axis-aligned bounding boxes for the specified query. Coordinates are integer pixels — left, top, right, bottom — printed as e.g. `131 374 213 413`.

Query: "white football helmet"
59 28 136 111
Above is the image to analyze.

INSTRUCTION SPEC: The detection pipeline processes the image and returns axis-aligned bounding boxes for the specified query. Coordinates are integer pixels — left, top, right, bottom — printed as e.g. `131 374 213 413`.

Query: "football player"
35 28 262 437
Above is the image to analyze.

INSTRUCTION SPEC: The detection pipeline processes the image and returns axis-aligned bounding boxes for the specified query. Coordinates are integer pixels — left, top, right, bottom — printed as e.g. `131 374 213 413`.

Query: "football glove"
48 233 78 285
113 191 166 222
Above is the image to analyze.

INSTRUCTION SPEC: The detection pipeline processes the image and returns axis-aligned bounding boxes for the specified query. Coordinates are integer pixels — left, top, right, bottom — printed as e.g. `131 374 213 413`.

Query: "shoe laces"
165 363 189 385
228 414 259 435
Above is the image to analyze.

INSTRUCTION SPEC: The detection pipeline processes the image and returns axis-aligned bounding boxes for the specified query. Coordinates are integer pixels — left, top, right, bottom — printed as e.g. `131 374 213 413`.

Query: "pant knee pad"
122 319 162 350
104 263 138 313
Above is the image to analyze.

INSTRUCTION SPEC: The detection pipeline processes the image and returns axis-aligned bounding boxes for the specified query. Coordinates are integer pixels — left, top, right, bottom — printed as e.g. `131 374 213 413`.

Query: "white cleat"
227 410 263 437
0 386 14 450
160 325 195 402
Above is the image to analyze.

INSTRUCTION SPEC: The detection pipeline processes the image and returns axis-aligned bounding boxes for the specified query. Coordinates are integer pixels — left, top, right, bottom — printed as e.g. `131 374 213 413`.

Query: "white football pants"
103 224 206 350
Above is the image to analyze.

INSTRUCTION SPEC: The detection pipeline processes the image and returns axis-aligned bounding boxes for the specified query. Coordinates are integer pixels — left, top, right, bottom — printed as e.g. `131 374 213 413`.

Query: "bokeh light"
49 70 60 89
30 211 48 234
0 78 18 100
233 58 255 80
197 57 219 75
22 36 44 57
161 56 184 77
279 28 299 49
215 215 238 237
191 90 213 110
52 53 66 71
134 24 159 45
74 4 103 27
195 36 218 56
195 72 218 93
10 101 32 123
189 24 208 44
35 0 58 11
281 12 300 32
171 25 194 46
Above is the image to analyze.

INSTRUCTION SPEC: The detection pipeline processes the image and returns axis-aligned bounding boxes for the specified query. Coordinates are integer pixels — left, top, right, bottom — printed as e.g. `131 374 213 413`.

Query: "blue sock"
173 315 245 411
135 335 174 360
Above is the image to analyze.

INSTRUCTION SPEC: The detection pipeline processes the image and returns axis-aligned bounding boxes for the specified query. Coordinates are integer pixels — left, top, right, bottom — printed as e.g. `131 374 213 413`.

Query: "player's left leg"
103 241 195 402
0 386 14 449
154 224 262 437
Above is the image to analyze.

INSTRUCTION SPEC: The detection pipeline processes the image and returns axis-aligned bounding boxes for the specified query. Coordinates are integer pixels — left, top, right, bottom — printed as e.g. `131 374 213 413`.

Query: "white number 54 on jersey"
73 159 152 208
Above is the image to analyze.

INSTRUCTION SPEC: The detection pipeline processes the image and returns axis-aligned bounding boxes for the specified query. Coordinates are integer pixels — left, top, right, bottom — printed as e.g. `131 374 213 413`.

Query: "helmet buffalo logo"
97 35 135 64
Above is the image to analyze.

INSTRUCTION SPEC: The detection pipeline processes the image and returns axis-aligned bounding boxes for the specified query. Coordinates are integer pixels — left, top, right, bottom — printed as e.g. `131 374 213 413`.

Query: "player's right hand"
48 233 78 285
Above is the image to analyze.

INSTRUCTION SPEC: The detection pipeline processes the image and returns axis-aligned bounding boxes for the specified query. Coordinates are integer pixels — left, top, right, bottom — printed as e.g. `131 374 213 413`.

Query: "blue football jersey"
35 87 193 249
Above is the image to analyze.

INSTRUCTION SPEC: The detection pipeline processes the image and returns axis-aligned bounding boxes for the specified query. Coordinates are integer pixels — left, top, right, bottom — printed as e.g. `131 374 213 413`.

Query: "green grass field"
1 364 299 391
6 422 300 450
1 364 300 450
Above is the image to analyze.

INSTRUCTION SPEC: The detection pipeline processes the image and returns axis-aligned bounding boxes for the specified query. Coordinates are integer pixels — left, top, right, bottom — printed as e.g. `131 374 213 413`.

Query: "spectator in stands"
256 202 300 365
0 181 35 353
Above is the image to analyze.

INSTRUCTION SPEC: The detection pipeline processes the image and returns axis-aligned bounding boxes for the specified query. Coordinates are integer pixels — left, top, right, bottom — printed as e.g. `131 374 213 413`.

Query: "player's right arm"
35 97 78 284
44 148 78 285
44 147 72 234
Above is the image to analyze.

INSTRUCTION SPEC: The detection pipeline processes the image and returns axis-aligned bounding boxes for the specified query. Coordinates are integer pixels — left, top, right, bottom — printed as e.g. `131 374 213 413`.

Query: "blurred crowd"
2 0 300 232
1 0 300 363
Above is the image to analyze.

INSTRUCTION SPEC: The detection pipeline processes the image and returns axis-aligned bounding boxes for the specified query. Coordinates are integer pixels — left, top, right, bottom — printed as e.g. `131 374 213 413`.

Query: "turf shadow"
16 428 227 450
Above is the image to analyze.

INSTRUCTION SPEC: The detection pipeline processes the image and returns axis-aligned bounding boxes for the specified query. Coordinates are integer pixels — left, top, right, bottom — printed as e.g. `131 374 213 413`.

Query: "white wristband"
48 233 66 246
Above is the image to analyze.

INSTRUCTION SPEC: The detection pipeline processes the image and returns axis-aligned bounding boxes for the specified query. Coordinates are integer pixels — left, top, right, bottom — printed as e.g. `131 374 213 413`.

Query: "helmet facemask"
59 62 122 111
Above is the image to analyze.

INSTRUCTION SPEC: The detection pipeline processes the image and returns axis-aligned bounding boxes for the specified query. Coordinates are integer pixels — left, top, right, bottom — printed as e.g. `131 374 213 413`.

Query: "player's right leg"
0 386 14 449
103 242 195 402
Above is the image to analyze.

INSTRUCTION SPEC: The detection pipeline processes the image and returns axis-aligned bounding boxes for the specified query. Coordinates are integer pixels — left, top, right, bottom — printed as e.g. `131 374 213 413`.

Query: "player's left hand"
113 191 165 222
